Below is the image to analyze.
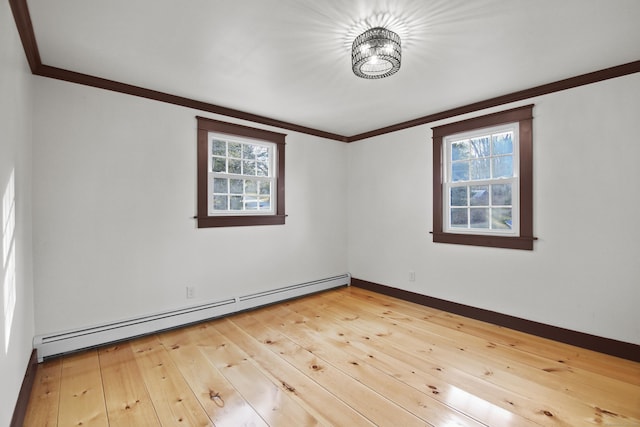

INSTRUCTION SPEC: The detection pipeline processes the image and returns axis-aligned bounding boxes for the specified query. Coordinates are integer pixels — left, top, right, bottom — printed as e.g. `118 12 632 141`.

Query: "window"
432 105 534 250
210 136 275 214
197 117 286 228
445 124 519 234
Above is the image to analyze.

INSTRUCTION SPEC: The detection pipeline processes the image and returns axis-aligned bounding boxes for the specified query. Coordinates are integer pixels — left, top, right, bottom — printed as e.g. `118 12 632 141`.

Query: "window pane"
213 178 228 193
470 185 489 206
469 136 490 158
259 197 271 210
259 181 271 195
492 155 513 178
492 184 512 205
228 142 242 158
492 132 513 155
254 146 268 161
470 208 489 228
243 160 256 176
228 159 242 174
450 187 467 206
230 179 243 194
212 140 226 156
244 196 258 210
492 208 512 229
230 195 243 210
212 157 226 173
213 195 228 210
471 159 490 180
451 140 469 161
452 162 469 182
244 180 257 195
256 161 269 177
243 145 256 160
451 208 468 228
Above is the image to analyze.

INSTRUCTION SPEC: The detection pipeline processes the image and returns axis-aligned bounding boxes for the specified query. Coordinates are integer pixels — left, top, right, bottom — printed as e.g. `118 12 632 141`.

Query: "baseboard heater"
33 274 350 362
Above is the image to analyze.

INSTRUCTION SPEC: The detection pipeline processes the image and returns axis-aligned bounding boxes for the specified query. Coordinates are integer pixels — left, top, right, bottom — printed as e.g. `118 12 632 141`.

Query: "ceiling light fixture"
351 27 401 79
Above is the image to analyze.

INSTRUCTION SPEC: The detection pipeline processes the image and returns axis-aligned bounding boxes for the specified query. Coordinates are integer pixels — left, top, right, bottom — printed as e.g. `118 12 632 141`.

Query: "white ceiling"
27 0 640 136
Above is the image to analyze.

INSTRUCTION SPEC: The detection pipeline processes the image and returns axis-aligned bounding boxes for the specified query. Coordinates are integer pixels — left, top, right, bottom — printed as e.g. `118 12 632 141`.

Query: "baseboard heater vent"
34 274 350 362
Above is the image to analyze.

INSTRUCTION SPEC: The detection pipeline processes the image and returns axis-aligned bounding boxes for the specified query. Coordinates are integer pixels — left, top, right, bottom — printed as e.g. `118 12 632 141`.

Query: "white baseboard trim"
33 274 350 362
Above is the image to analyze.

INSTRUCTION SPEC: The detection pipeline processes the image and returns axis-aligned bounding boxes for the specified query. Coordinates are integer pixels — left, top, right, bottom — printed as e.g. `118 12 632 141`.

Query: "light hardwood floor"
24 286 640 426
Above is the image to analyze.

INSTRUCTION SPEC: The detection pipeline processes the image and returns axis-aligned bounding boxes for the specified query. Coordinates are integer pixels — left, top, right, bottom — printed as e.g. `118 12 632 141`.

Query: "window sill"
431 231 536 250
197 214 286 228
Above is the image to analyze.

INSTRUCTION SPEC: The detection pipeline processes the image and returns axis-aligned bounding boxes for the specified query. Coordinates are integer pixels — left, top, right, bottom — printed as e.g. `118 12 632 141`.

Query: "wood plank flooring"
24 286 640 426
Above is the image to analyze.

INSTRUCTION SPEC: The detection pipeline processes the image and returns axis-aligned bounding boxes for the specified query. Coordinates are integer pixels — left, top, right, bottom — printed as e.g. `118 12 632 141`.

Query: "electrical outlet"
186 286 195 299
409 271 415 282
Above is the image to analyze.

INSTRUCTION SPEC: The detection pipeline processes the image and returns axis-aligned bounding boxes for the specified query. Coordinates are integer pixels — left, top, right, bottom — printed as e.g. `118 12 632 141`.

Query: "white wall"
32 78 348 335
0 1 35 425
31 70 640 347
348 73 640 345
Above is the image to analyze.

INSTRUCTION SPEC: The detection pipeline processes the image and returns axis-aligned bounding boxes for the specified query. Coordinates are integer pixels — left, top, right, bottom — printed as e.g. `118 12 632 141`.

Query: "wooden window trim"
432 105 534 250
196 117 286 228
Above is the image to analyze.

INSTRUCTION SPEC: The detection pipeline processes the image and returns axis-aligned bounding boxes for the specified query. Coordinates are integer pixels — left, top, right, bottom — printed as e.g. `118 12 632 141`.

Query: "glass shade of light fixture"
351 27 401 79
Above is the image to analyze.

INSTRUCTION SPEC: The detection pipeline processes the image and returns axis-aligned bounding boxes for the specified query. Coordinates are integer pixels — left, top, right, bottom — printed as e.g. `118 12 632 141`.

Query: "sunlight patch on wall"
3 251 15 354
2 169 16 354
2 170 15 265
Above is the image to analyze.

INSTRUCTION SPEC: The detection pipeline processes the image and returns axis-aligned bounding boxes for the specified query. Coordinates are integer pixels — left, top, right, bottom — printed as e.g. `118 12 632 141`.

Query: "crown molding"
8 0 348 142
9 0 640 143
348 60 640 141
36 64 349 142
8 0 40 73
